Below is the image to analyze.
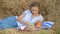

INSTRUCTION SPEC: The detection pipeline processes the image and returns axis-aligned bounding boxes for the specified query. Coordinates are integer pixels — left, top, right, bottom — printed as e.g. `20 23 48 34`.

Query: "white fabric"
16 16 27 30
16 10 44 30
30 15 43 24
23 10 32 22
42 21 54 28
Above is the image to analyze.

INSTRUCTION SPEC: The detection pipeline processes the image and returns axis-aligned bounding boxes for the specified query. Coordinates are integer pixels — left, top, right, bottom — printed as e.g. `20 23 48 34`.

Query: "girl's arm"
17 14 29 25
17 14 34 28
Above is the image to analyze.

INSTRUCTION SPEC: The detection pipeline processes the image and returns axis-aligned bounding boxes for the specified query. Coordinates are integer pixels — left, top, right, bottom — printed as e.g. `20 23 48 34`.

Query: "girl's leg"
0 16 18 30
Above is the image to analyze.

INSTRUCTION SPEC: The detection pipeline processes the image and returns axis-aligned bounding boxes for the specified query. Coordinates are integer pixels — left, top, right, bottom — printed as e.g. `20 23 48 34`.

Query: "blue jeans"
0 16 18 30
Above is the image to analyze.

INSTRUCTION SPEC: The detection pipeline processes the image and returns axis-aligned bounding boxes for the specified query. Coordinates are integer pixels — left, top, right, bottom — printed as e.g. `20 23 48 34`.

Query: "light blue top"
16 10 44 30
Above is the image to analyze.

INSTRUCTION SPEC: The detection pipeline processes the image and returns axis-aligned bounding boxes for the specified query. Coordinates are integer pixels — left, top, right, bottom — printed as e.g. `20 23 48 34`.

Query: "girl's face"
31 6 39 14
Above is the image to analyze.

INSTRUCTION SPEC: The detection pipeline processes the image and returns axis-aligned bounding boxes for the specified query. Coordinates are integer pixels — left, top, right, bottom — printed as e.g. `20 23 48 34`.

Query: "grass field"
0 28 54 34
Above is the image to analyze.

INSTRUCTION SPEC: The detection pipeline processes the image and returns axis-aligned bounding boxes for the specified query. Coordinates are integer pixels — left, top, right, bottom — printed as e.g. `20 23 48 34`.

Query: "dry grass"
0 0 60 34
0 28 54 34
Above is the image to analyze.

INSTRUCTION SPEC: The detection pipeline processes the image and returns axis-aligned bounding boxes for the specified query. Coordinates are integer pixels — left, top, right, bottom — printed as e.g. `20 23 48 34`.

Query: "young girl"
0 2 43 30
17 2 43 30
0 2 54 30
17 2 54 30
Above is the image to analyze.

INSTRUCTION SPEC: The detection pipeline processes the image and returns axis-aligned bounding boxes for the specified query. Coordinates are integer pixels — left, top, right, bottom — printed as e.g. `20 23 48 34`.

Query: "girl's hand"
35 20 42 28
27 23 35 29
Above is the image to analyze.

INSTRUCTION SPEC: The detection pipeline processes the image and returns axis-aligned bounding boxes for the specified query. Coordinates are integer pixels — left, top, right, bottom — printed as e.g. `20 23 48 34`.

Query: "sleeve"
23 10 31 15
37 15 44 22
31 15 44 24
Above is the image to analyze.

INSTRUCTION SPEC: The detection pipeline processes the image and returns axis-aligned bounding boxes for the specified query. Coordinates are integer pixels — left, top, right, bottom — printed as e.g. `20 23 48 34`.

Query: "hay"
0 0 60 34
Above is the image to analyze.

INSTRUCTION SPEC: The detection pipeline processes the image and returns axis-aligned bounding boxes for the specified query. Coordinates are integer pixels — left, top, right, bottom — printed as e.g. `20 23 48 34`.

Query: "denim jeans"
0 16 18 30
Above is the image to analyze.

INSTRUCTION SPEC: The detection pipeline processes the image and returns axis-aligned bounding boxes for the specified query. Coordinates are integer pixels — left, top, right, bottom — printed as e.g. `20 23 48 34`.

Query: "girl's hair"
29 2 41 14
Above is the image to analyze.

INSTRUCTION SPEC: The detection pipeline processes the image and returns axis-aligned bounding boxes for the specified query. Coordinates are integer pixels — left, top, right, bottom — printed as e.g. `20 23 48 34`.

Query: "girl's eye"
32 10 37 11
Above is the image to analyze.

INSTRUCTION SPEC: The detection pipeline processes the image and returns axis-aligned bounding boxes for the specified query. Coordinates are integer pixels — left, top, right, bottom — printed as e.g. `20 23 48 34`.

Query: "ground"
0 28 54 34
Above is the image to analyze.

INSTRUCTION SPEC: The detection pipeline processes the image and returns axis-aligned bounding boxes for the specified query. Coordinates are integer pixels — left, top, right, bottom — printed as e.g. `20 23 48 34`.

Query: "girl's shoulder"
37 14 44 20
33 14 43 20
38 14 43 18
23 10 31 14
